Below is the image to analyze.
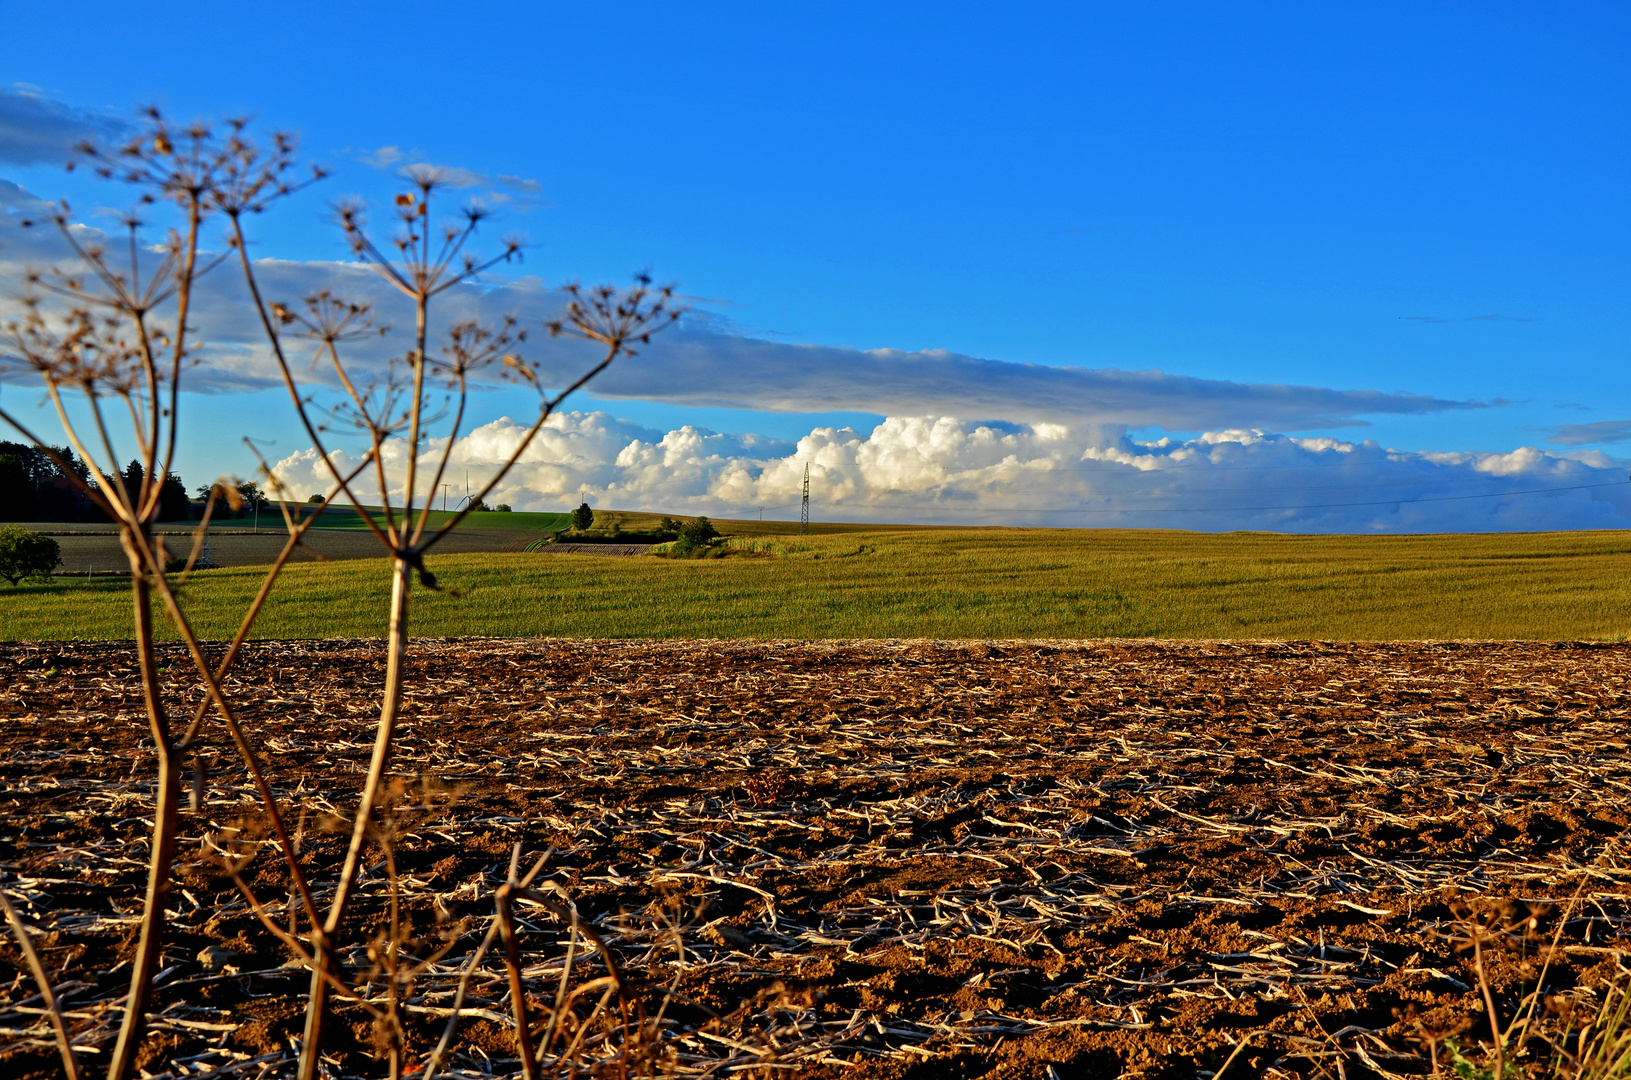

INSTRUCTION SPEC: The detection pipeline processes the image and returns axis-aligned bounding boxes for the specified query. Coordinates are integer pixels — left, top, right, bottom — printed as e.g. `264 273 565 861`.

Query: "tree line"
0 441 269 523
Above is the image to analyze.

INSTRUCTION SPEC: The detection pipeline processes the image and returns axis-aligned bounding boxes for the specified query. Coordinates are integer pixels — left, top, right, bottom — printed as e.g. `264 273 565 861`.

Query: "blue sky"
2 3 1629 530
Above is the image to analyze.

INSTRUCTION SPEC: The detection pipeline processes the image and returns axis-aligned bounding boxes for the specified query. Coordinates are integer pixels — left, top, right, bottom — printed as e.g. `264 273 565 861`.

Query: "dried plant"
0 110 341 1080
229 159 681 1078
1 107 681 1080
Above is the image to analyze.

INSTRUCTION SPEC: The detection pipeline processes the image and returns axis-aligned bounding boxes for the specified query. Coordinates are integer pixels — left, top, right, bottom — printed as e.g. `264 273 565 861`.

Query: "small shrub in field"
673 516 720 557
0 526 60 584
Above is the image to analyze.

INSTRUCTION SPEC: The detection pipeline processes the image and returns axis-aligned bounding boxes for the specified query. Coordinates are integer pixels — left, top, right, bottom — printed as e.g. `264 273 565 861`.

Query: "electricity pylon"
799 464 810 536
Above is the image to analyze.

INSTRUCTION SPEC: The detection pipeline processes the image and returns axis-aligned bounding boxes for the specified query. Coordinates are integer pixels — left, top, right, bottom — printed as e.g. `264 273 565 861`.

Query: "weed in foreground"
0 104 687 1080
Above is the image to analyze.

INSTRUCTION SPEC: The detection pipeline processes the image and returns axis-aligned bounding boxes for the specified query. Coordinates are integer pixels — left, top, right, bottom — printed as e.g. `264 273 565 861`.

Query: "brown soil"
2 638 1630 1079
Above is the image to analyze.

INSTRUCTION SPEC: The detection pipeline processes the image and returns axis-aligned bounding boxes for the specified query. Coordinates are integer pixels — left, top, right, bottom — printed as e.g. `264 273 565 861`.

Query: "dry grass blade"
0 887 82 1080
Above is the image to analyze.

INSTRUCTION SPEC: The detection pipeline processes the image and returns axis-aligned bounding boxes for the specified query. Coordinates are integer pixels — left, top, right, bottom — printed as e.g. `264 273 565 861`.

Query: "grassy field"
4 527 1631 640
284 505 574 532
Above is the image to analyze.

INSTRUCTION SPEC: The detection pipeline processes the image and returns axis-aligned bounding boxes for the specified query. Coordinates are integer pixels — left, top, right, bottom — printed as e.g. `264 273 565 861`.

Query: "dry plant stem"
228 216 394 553
1213 1033 1254 1080
106 540 181 1080
139 548 320 927
1473 935 1506 1080
1512 879 1590 1055
495 881 540 1080
494 847 628 1080
266 186 674 1075
401 295 427 539
420 341 620 554
423 847 553 1080
409 371 465 546
151 207 201 517
223 871 386 1018
177 488 220 581
177 461 372 751
299 556 412 1080
0 117 327 1080
6 283 188 1080
419 922 503 1080
0 887 83 1080
381 843 406 1080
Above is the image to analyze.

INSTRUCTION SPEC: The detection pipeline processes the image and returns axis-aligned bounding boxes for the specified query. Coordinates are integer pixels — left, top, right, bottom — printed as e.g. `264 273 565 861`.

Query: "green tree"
236 480 267 518
571 501 594 531
157 472 191 522
0 526 60 584
122 459 146 506
674 515 720 555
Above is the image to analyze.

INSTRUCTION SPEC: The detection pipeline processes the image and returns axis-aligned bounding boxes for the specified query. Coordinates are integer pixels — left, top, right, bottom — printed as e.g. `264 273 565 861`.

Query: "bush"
308 494 325 504
494 503 512 512
673 516 720 557
0 526 60 584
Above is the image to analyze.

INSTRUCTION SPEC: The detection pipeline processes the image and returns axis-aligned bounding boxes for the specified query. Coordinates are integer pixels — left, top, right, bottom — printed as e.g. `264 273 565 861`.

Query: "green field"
287 505 574 533
5 527 1631 641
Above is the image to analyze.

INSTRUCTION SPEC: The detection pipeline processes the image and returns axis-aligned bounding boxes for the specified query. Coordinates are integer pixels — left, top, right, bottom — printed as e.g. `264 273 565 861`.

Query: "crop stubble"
2 639 1631 1078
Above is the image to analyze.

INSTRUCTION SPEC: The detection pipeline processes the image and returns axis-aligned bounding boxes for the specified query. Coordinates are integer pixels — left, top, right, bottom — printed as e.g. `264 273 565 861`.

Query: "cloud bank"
0 86 122 166
1549 420 1631 447
271 412 1631 534
1 178 1477 435
582 322 1475 431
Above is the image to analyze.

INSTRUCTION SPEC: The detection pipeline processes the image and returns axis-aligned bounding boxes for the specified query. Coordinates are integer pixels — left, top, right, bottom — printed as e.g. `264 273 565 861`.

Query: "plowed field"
3 639 1631 1079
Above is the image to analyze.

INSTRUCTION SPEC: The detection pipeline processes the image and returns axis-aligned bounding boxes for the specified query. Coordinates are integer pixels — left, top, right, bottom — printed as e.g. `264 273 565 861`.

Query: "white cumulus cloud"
270 412 1631 533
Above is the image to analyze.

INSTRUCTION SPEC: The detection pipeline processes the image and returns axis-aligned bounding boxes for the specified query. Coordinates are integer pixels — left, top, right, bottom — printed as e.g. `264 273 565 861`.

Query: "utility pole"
442 484 450 513
799 464 810 536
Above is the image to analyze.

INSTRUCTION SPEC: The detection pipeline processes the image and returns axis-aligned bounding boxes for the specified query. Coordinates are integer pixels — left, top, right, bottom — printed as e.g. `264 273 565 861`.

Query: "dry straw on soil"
4 637 1630 1078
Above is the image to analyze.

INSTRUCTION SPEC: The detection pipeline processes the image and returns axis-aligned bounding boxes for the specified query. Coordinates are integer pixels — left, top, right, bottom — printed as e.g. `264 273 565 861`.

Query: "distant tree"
122 459 146 506
658 515 681 535
0 526 60 584
53 445 89 486
0 442 91 521
308 494 325 503
236 481 266 514
0 441 66 488
494 503 512 512
157 472 190 521
674 516 720 556
115 461 189 520
467 497 489 512
571 502 594 531
0 454 33 520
